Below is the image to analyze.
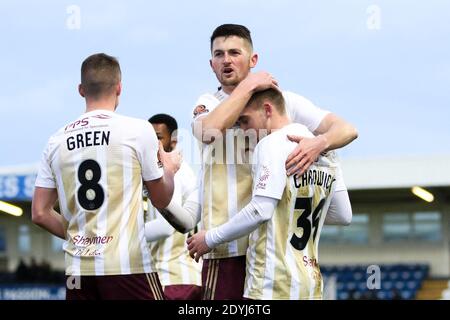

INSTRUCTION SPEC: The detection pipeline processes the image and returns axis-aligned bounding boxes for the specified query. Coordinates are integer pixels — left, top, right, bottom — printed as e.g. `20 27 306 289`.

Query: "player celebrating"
144 114 202 300
32 53 179 300
190 24 356 299
188 89 337 299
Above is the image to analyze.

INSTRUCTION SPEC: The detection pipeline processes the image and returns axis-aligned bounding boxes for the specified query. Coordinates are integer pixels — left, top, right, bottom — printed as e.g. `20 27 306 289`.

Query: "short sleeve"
137 121 164 182
35 140 57 189
191 93 220 126
178 162 198 202
252 139 288 200
283 91 330 132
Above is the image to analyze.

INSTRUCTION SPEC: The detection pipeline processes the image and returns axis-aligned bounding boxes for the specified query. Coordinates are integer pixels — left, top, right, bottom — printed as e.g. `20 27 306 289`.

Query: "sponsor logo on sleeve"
193 105 209 118
256 165 270 190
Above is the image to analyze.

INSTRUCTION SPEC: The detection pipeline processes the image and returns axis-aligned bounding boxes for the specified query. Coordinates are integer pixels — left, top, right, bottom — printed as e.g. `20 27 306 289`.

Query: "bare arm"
314 113 358 151
144 143 181 209
286 113 358 175
31 187 65 239
144 168 175 209
193 72 278 143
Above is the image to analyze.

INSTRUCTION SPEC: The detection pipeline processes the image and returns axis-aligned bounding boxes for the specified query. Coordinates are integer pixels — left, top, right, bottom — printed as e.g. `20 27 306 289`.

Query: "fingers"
286 151 303 170
287 157 312 176
287 134 303 143
187 236 198 260
271 82 281 92
286 152 306 176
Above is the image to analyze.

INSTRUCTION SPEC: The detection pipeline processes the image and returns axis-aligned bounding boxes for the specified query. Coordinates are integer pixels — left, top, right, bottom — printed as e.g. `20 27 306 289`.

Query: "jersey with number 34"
245 123 337 300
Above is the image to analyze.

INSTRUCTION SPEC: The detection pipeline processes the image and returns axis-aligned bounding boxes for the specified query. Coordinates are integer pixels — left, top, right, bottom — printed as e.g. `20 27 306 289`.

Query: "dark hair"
246 89 286 115
148 113 178 136
210 24 253 51
81 53 121 99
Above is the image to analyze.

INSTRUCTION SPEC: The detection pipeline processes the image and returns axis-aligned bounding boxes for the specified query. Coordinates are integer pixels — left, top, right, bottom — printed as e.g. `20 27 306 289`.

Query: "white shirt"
35 110 162 276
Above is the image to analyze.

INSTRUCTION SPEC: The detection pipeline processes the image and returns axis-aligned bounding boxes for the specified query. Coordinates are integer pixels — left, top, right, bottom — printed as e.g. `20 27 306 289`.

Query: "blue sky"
0 0 449 166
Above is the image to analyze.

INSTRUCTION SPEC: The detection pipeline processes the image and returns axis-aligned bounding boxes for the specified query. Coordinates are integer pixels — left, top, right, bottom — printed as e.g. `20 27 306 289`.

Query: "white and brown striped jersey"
245 123 337 300
192 89 332 259
35 110 163 276
145 161 202 287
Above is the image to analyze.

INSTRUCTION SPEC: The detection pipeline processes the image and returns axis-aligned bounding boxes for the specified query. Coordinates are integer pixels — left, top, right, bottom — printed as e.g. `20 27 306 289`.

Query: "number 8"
77 159 105 210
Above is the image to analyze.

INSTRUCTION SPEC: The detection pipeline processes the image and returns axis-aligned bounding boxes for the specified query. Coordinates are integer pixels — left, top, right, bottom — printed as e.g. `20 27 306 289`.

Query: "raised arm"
286 113 358 176
144 143 180 209
193 72 278 143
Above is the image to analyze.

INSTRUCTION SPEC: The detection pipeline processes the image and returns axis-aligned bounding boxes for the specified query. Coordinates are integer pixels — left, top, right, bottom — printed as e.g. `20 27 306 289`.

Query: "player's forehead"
211 35 252 52
241 104 258 117
151 123 169 134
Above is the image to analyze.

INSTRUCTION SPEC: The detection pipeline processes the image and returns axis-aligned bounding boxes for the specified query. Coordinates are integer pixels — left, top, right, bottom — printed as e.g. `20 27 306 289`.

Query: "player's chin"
221 77 239 87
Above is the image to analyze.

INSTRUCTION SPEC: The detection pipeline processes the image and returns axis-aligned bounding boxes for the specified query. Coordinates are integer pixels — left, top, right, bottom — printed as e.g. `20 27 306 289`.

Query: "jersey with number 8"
35 110 163 276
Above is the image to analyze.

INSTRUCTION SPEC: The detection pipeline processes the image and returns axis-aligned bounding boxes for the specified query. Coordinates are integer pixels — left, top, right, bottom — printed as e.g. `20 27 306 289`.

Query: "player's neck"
269 116 291 133
221 85 236 95
85 96 118 113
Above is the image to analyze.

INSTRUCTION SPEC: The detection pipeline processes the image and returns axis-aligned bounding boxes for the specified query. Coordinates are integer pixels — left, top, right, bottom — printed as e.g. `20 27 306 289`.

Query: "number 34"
290 197 325 251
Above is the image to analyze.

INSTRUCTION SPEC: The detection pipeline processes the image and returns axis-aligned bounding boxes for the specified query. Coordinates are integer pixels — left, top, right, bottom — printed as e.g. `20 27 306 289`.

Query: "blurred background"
0 0 449 300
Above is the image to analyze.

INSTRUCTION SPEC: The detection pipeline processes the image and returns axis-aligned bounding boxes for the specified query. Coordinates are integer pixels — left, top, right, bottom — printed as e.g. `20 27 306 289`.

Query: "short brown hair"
210 24 253 51
81 53 121 99
246 89 286 115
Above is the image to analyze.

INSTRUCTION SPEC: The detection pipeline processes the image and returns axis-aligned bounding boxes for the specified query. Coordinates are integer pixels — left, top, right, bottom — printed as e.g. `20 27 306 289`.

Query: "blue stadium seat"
413 271 425 280
382 280 394 290
394 281 406 290
338 291 349 300
388 271 400 280
324 263 428 300
353 271 365 281
357 281 368 291
345 281 357 291
401 290 414 300
400 271 412 280
376 290 393 300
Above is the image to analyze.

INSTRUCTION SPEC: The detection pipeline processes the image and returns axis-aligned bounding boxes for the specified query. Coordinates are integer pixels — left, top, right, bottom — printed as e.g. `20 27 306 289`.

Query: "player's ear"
209 59 213 70
78 84 85 98
116 82 122 96
170 138 177 151
264 102 272 117
250 53 258 68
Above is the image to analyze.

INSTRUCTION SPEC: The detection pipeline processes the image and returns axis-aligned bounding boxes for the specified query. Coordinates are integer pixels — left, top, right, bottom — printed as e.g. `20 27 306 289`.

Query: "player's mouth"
222 67 234 76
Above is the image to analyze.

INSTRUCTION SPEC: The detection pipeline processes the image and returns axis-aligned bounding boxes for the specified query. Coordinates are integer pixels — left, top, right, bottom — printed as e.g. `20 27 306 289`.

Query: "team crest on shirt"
256 166 270 190
193 105 209 118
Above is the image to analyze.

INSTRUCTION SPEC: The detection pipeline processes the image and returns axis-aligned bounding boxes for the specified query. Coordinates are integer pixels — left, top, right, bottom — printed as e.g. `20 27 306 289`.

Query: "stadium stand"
322 263 429 300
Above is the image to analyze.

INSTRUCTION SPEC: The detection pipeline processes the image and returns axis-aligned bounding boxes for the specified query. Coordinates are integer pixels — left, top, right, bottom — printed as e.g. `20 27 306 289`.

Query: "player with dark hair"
189 24 356 299
188 88 338 299
144 113 202 300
